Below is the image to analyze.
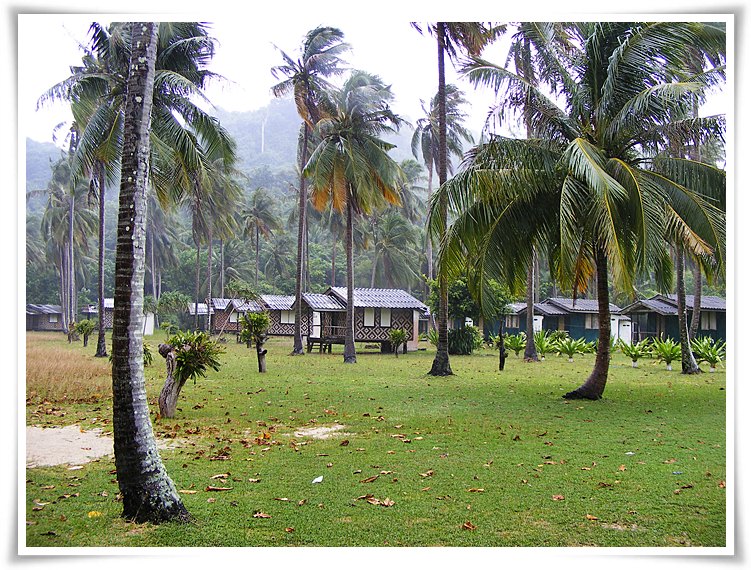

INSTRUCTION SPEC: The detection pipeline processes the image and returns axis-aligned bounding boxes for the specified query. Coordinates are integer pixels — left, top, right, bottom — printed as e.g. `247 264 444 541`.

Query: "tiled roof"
188 303 212 316
507 301 566 316
661 294 726 311
622 294 726 315
261 295 295 311
329 287 428 311
543 297 623 314
26 304 62 315
233 299 264 312
301 293 346 311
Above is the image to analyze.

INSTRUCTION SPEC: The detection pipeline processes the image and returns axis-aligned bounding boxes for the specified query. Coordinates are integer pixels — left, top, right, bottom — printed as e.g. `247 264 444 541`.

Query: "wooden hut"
209 297 264 334
260 295 303 336
620 294 725 342
26 304 64 331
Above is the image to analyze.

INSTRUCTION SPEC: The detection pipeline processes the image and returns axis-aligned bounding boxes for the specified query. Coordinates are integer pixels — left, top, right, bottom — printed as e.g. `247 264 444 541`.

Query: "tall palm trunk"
292 124 310 355
426 165 434 282
194 242 201 330
111 21 189 524
220 239 225 298
95 162 108 356
429 23 453 376
344 198 357 363
675 244 701 373
68 192 76 328
690 260 702 340
206 230 213 333
255 226 260 286
331 232 338 287
523 253 538 361
564 247 611 400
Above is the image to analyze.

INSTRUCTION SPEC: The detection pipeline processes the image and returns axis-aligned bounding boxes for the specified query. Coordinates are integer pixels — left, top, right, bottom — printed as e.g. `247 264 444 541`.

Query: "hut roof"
328 287 428 312
301 293 346 311
261 295 295 311
26 304 63 315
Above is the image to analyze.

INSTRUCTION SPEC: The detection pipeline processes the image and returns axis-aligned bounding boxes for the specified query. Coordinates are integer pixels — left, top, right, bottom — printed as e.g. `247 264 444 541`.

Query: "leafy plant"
167 330 224 385
533 330 556 360
618 338 652 367
555 336 588 362
426 328 439 347
73 319 96 347
691 336 726 372
651 337 681 371
143 342 153 367
240 312 271 372
388 328 409 357
448 326 482 355
505 332 527 357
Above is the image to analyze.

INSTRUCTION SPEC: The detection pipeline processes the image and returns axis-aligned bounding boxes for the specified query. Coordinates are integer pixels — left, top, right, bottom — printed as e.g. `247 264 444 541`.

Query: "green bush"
504 333 527 357
555 336 588 361
239 312 271 347
166 330 224 384
448 326 482 355
651 337 681 371
73 319 96 347
533 330 556 359
618 338 652 367
388 328 409 357
691 336 726 371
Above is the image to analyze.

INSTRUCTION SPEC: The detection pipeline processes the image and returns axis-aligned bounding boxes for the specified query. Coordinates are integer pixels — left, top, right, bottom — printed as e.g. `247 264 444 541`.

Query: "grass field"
23 331 728 548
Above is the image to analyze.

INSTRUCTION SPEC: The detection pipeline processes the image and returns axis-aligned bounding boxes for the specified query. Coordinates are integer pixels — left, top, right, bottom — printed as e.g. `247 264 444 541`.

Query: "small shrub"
73 319 96 347
448 326 482 355
691 336 726 372
651 337 681 371
388 328 409 357
619 338 652 367
505 333 527 357
533 330 556 360
555 336 588 362
143 342 153 367
426 328 438 346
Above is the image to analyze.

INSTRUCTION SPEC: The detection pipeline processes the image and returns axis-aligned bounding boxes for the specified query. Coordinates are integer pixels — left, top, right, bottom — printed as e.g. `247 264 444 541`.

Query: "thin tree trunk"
331 232 337 287
111 22 189 524
344 199 357 363
370 251 379 288
291 125 309 355
563 247 611 400
255 225 260 286
429 23 452 377
157 343 185 419
426 166 434 282
95 163 108 357
220 239 225 298
206 230 213 333
676 245 701 373
523 255 538 361
690 259 702 340
194 243 201 330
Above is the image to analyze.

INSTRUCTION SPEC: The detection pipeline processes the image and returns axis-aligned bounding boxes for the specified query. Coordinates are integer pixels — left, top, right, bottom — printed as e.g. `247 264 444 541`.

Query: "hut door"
311 312 321 339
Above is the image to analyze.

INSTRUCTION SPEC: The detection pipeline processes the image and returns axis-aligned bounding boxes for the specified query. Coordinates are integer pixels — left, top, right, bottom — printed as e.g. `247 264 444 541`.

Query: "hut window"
505 315 519 329
585 314 599 329
49 314 58 323
380 308 391 327
281 310 295 324
701 311 717 330
229 312 238 323
364 308 375 327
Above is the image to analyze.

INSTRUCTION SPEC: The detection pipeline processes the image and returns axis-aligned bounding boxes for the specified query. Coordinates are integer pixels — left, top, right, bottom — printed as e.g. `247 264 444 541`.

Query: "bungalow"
82 298 155 334
187 302 213 331
81 298 114 328
209 297 264 335
26 304 64 331
297 287 429 352
620 294 726 342
261 294 305 337
498 297 631 344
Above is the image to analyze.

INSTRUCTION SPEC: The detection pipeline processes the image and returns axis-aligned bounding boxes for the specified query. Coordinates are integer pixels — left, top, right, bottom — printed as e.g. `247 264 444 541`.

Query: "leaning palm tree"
110 21 189 524
305 70 405 363
434 21 726 399
271 26 350 355
413 22 501 377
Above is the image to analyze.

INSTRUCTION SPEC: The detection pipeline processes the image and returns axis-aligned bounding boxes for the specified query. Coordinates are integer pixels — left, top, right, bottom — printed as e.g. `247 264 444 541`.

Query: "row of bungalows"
205 287 429 352
500 297 633 344
497 294 727 344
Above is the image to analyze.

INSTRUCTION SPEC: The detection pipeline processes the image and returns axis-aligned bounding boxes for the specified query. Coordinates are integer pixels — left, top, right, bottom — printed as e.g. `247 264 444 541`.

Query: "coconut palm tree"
434 21 726 399
242 188 283 286
271 26 350 355
110 21 189 524
370 210 421 289
412 22 501 377
305 70 405 363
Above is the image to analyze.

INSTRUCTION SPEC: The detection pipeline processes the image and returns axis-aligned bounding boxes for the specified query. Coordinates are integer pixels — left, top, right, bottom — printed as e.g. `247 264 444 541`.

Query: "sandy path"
26 425 115 468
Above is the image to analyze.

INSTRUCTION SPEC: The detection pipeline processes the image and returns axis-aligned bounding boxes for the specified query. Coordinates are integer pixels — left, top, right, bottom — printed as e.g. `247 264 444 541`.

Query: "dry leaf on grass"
552 494 565 501
462 521 477 531
253 512 272 518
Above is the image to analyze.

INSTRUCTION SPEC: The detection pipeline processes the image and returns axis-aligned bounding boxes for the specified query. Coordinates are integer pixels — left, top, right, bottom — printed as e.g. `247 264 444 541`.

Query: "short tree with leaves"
240 311 271 372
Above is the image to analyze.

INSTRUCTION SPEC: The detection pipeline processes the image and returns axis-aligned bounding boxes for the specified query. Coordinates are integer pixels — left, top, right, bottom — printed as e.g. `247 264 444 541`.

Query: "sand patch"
26 425 178 468
292 424 349 440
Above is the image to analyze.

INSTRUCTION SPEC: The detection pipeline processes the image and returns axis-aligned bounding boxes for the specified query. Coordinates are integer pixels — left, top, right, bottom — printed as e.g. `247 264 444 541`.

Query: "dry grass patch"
25 332 111 404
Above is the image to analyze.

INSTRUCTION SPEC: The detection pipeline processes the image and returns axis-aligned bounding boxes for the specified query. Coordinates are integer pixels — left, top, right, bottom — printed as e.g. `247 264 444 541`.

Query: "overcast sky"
19 14 506 147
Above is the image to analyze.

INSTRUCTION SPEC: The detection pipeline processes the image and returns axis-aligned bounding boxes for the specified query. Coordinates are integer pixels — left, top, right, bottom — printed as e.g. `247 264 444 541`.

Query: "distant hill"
26 139 64 193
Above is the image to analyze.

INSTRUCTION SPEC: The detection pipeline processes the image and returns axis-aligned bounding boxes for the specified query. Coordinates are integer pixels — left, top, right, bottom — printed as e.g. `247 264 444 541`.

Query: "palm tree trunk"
255 225 260 286
111 22 189 524
344 199 357 363
563 247 610 400
95 163 108 357
523 253 538 361
370 251 379 288
690 259 702 340
331 232 337 287
206 230 213 333
429 23 453 377
291 125 309 355
220 239 225 298
194 242 200 330
426 166 434 282
676 245 701 373
68 192 76 327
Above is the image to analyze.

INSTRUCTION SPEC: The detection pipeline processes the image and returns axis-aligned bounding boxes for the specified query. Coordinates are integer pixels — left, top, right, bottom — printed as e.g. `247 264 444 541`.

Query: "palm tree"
413 22 501 377
39 21 237 351
434 21 725 399
271 26 350 355
370 210 421 289
110 21 189 524
242 188 283 286
305 70 405 363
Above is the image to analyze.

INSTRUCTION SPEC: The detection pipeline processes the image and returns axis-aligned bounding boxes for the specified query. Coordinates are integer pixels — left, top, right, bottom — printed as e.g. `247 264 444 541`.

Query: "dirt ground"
26 423 349 468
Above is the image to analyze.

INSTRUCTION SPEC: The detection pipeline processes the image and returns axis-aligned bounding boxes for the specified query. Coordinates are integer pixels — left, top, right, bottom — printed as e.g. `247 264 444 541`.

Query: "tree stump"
157 343 185 419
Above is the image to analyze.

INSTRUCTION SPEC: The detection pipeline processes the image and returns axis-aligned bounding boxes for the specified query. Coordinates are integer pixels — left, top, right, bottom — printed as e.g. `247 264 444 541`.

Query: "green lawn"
24 332 727 548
